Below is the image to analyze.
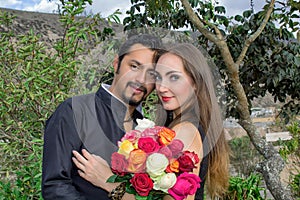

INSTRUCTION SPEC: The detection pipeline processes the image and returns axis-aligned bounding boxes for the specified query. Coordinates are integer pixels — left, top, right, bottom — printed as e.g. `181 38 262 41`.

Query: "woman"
72 43 230 199
154 43 230 199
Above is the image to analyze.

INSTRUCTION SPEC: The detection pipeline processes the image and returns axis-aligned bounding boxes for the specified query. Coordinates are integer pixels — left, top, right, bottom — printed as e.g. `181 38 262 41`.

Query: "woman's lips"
161 96 172 102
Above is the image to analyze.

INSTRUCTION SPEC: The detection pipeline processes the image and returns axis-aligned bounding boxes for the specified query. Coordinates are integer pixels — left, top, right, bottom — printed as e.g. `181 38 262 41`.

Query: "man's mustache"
127 82 147 94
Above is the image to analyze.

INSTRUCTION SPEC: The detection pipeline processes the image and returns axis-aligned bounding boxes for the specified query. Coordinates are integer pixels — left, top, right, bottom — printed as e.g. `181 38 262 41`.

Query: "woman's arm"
172 122 203 200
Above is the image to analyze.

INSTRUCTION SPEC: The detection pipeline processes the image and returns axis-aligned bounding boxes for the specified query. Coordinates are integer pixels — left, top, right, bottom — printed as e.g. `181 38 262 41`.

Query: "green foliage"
225 173 267 200
290 172 300 197
278 121 300 160
228 136 263 175
124 0 300 122
0 0 117 197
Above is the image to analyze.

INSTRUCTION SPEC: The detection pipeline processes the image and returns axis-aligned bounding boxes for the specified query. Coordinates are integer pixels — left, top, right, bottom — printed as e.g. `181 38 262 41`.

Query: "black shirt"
42 85 142 200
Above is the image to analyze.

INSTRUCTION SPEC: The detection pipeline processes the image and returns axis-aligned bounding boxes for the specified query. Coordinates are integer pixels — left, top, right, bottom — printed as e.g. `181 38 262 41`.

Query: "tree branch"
236 0 275 67
180 0 219 43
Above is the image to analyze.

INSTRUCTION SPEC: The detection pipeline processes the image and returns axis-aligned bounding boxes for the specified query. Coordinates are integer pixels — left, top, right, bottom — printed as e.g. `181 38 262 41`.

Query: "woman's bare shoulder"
172 121 199 134
172 122 202 153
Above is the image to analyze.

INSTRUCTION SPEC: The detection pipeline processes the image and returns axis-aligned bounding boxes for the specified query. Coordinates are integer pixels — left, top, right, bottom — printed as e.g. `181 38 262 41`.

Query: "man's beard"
123 82 147 106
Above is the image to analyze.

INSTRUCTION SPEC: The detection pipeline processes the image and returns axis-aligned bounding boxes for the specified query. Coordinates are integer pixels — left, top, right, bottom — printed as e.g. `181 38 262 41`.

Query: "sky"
0 0 266 19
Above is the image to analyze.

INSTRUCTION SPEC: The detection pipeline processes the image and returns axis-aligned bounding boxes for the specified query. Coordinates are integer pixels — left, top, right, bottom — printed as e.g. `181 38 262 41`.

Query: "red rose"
168 172 201 200
130 173 153 196
111 152 128 176
168 139 184 157
177 154 195 172
183 151 200 165
138 137 160 153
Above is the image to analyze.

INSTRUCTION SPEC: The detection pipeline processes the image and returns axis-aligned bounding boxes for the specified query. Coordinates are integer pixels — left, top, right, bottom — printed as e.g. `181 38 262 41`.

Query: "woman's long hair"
155 43 230 199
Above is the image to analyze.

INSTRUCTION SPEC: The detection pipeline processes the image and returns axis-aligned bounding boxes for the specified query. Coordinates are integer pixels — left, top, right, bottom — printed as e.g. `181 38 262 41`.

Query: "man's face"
111 44 156 106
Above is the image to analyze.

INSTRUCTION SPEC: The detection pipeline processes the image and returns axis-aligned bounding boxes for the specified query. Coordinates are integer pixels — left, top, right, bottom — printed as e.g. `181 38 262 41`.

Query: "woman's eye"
170 74 179 81
147 71 157 80
155 74 162 82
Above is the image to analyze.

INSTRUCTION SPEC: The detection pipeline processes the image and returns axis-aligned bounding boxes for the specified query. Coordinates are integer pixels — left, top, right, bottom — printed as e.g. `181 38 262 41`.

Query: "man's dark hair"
116 34 162 73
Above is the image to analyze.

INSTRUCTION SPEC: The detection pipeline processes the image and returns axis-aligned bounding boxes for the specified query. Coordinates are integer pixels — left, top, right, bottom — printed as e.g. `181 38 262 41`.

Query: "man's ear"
112 55 119 73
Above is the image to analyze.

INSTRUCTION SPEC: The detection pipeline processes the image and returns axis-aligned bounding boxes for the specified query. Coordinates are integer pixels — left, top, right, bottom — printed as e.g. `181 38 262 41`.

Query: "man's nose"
135 71 146 84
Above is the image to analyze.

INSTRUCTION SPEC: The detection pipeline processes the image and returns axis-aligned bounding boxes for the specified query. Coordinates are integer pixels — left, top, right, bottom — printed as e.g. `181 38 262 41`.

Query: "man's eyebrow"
130 60 142 66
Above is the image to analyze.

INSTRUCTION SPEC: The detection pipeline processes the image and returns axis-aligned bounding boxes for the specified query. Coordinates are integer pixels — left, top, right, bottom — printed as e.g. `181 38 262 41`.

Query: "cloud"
85 0 131 20
219 0 265 16
22 0 60 13
0 0 22 8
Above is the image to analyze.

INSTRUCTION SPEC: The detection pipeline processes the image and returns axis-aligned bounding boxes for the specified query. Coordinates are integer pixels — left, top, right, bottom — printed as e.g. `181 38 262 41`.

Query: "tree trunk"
180 0 294 199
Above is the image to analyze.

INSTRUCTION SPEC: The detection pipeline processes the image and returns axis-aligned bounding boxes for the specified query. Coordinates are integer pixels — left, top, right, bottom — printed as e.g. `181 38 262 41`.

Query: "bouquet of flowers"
107 119 201 200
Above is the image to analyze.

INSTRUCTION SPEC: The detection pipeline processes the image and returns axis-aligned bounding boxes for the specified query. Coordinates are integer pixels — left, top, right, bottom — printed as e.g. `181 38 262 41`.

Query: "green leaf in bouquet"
106 174 118 183
107 174 132 183
135 195 148 200
125 184 136 194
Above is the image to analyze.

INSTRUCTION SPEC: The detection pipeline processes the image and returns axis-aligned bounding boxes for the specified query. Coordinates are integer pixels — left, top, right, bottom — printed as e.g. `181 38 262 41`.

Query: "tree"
123 0 299 199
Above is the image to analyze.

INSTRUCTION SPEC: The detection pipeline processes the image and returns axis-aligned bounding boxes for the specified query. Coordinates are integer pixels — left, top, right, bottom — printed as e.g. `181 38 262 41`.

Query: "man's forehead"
126 43 153 53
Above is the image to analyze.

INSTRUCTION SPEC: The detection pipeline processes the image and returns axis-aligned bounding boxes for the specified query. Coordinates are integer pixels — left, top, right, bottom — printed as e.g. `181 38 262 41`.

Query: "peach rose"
158 127 176 145
127 149 147 173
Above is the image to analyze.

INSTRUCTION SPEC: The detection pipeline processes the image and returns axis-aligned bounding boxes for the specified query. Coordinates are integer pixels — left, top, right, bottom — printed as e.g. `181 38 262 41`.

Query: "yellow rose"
118 140 135 158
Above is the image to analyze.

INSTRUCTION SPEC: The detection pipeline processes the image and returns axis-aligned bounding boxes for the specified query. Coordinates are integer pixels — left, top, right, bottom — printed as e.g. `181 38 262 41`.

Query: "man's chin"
128 99 143 107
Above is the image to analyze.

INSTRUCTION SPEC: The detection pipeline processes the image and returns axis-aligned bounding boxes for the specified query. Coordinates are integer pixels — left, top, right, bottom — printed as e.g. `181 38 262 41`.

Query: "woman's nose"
156 82 169 92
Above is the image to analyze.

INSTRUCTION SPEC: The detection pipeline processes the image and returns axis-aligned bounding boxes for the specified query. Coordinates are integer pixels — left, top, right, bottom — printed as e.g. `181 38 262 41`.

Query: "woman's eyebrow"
165 70 182 76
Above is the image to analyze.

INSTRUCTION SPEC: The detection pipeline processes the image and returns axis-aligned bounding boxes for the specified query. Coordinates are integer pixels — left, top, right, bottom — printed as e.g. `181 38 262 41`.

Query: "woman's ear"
112 55 119 73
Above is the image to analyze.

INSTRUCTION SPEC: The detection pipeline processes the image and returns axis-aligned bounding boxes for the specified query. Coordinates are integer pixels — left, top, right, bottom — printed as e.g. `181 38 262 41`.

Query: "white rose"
153 173 177 193
135 118 155 132
146 153 169 178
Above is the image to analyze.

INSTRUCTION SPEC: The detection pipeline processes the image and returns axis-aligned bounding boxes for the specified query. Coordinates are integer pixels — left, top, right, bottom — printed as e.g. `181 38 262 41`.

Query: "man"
42 34 162 199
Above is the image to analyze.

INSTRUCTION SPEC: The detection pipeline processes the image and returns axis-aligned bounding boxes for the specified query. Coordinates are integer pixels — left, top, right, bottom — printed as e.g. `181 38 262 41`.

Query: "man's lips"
130 84 146 94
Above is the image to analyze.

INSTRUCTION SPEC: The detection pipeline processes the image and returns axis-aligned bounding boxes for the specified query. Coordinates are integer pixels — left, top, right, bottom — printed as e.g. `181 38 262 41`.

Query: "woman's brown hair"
155 43 230 199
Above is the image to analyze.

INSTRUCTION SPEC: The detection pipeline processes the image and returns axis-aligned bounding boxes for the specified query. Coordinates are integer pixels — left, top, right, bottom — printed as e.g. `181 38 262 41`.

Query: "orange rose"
158 127 176 145
166 158 179 173
127 149 147 173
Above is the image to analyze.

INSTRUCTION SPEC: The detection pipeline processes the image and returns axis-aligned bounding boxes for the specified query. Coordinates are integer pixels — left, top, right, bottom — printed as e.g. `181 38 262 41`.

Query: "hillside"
0 7 123 47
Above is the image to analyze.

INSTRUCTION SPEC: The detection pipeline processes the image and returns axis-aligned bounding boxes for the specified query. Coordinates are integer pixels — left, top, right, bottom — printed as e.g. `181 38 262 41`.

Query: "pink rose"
130 173 154 196
120 130 141 143
168 172 201 200
141 126 163 139
168 139 184 157
158 146 172 159
111 152 128 176
138 137 160 154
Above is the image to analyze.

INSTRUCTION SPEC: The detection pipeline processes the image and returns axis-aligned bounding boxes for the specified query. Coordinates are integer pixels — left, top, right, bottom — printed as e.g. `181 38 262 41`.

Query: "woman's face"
155 53 195 115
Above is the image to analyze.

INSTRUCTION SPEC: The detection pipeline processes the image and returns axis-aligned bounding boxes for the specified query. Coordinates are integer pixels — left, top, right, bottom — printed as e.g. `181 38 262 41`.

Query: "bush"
0 0 117 198
225 173 267 200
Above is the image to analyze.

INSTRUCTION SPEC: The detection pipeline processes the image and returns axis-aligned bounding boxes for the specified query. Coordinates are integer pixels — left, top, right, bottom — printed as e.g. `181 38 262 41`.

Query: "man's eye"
131 65 140 71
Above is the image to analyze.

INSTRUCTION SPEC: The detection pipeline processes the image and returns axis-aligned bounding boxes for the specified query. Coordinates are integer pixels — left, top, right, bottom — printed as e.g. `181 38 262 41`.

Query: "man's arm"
42 100 85 200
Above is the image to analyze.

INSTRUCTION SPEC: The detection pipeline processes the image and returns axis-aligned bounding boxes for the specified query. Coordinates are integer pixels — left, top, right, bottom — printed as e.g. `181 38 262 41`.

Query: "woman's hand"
72 149 115 191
